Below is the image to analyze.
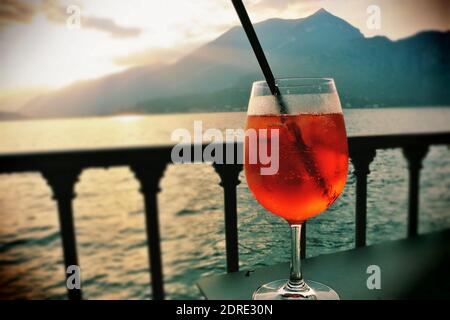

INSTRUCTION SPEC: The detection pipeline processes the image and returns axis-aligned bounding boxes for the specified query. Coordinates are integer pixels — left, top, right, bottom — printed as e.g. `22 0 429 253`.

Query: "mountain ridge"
20 9 450 118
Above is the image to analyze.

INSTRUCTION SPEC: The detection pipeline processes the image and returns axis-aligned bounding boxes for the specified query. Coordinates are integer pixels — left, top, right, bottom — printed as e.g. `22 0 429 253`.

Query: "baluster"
349 148 376 248
213 163 242 273
402 145 429 237
131 162 167 300
42 168 82 300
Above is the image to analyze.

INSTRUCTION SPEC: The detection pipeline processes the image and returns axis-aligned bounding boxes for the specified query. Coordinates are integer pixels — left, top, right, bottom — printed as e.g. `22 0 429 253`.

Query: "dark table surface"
197 230 450 300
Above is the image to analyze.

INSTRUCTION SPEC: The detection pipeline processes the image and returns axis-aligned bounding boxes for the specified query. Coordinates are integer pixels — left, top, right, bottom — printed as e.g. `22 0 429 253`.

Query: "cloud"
0 0 142 38
251 0 302 9
82 16 141 38
249 0 319 10
43 0 142 38
42 0 141 38
113 43 201 67
0 0 37 29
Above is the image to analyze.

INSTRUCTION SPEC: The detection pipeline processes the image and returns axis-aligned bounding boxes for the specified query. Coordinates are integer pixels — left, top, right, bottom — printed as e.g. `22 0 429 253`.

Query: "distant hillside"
0 88 48 113
22 9 450 118
0 111 26 121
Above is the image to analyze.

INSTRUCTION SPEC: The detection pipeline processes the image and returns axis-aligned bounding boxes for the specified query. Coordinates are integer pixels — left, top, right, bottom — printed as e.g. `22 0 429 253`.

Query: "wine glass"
244 78 348 300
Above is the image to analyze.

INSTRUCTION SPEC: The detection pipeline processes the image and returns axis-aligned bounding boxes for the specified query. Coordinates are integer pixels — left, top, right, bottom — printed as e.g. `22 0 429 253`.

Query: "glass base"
252 279 340 300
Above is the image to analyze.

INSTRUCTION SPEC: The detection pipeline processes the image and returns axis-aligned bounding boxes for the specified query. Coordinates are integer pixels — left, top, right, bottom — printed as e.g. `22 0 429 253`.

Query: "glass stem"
287 223 308 291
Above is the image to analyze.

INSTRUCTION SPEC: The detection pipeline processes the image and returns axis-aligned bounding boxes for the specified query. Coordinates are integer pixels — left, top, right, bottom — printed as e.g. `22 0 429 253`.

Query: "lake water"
0 108 449 299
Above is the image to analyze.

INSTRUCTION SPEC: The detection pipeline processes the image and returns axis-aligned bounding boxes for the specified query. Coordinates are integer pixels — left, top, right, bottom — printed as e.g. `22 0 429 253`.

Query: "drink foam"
248 93 343 115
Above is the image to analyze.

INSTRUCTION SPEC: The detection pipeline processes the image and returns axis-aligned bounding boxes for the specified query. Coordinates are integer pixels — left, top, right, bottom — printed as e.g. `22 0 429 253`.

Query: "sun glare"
114 114 142 123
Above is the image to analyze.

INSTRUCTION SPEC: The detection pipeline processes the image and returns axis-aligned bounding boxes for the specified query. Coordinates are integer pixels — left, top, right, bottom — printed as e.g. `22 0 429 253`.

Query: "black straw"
232 0 329 195
231 0 280 96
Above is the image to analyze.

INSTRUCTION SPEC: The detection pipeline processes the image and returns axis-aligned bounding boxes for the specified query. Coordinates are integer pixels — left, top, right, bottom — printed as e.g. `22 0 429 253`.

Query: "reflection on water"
0 109 449 299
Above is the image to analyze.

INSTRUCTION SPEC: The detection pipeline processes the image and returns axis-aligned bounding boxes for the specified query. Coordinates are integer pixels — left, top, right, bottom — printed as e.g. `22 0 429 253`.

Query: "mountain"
0 111 27 121
22 9 450 118
0 88 48 113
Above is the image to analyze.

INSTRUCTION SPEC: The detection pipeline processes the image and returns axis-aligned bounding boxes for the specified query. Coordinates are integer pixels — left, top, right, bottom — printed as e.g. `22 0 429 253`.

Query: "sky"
0 0 449 94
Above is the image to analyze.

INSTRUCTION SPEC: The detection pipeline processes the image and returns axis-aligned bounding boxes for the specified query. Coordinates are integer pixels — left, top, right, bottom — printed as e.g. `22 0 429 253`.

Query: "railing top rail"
0 131 449 174
348 131 450 149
